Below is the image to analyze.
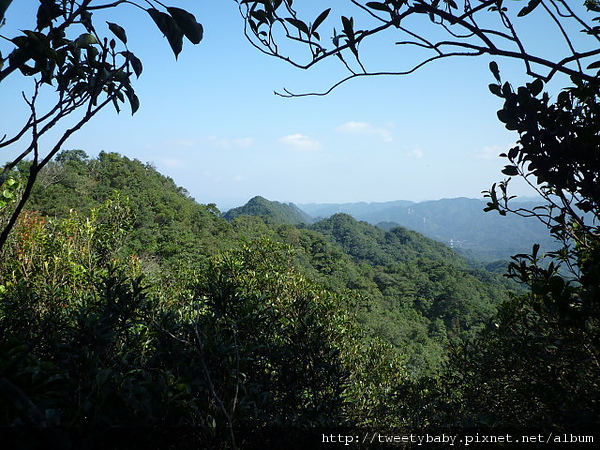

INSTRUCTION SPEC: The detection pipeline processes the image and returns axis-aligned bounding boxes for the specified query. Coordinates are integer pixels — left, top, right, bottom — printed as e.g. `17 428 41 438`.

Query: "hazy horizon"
215 193 543 213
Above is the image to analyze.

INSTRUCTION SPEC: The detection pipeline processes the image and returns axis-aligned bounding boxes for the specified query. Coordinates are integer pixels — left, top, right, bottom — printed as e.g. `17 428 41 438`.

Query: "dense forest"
299 198 558 262
19 151 515 374
1 150 597 448
2 1 600 448
224 196 312 225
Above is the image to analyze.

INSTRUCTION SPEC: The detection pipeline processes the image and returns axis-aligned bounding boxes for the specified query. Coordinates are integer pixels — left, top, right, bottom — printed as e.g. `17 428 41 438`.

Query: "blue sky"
1 1 595 209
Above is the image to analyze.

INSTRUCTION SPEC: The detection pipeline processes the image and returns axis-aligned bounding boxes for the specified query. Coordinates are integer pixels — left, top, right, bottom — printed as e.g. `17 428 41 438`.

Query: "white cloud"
204 135 255 149
473 143 516 160
159 157 184 167
279 134 321 151
407 148 423 158
232 137 254 147
336 121 393 142
474 145 503 160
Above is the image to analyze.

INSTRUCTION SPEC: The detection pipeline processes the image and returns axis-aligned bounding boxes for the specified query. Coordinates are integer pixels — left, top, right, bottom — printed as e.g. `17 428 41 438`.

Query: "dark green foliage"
224 195 312 225
0 205 182 436
0 1 203 257
7 0 600 443
232 4 600 429
310 213 463 268
0 207 405 448
0 151 529 443
190 240 352 429
18 151 512 376
301 198 557 262
24 150 233 268
304 213 512 375
440 291 600 429
309 213 509 328
432 74 600 431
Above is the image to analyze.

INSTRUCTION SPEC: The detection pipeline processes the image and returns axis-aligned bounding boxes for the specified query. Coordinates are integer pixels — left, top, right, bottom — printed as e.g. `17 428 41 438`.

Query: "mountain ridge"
16 151 514 374
225 196 557 262
223 195 312 225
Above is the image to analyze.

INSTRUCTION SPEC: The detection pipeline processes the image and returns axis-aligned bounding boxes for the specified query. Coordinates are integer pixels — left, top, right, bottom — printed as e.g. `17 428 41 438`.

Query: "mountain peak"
223 196 312 225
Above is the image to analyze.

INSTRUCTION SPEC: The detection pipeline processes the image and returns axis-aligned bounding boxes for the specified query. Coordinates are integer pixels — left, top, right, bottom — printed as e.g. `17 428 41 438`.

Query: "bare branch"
275 49 484 97
0 90 114 251
542 1 583 74
238 0 600 97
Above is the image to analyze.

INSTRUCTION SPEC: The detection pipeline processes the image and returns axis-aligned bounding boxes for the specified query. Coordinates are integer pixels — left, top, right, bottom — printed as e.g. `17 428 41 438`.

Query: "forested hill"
8 150 590 443
22 150 232 267
223 195 311 224
300 197 557 262
309 212 463 268
14 151 514 374
15 150 514 375
305 213 514 371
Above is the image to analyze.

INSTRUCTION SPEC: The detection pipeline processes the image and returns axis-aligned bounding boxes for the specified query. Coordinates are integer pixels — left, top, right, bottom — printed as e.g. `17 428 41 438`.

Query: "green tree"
0 1 203 251
440 61 600 430
484 70 600 304
236 0 600 429
0 190 409 446
23 150 234 270
192 238 406 433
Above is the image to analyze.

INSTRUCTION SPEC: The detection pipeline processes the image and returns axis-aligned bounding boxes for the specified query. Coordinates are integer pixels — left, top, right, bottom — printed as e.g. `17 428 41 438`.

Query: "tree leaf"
36 0 63 30
0 0 12 24
167 7 203 44
366 2 390 13
588 0 600 13
528 78 543 96
75 33 98 48
517 0 542 17
285 17 309 35
489 61 501 83
341 16 354 39
587 60 600 69
312 8 331 32
488 83 501 96
122 51 143 78
147 8 184 58
111 95 121 114
125 88 140 115
107 22 127 45
501 165 519 176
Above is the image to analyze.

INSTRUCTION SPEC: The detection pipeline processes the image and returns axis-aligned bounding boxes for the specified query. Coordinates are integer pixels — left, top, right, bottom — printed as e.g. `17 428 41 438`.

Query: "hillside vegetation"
224 195 311 225
0 151 596 447
23 151 513 374
300 198 557 262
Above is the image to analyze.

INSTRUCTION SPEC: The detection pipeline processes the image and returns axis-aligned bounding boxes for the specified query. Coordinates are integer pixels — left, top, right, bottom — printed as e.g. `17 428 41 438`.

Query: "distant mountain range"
225 196 557 262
